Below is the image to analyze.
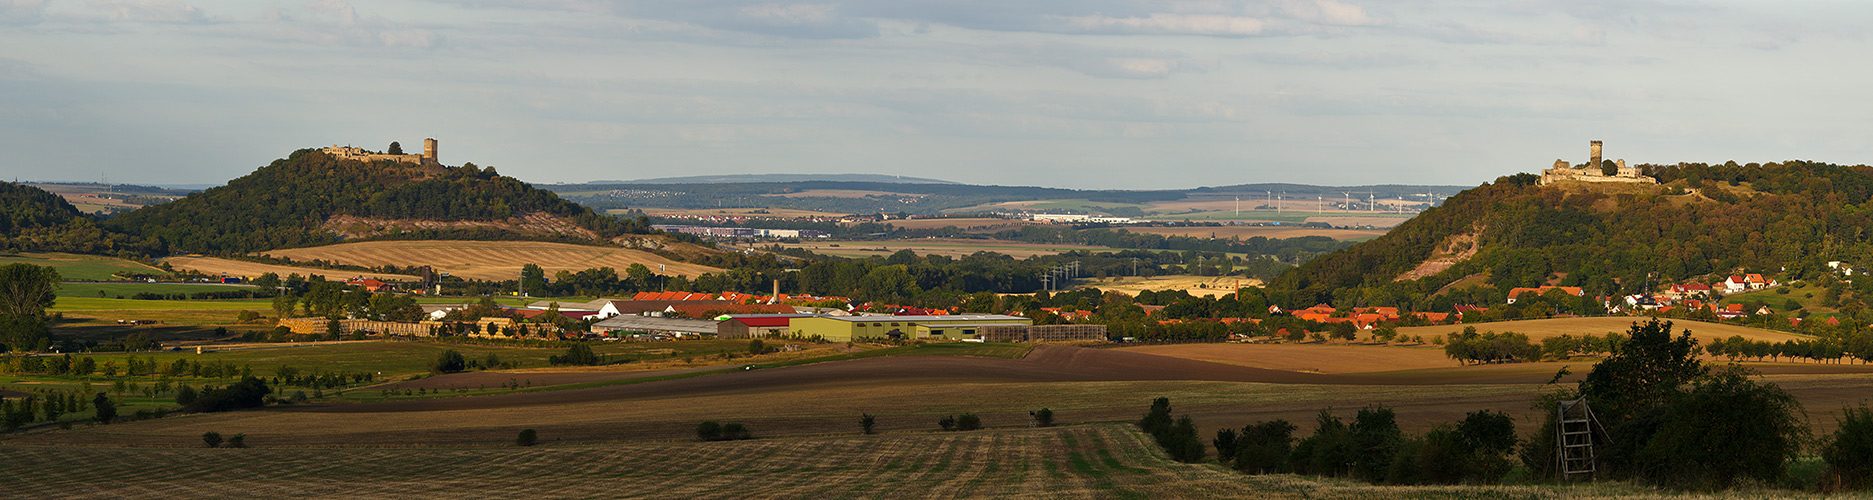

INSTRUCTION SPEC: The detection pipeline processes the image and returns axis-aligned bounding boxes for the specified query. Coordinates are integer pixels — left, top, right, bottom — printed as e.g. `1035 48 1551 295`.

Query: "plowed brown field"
1116 343 1455 373
1398 316 1812 344
259 240 720 280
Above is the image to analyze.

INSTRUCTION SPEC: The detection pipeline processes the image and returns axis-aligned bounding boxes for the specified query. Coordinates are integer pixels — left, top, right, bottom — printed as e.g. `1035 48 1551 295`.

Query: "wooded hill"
1269 160 1873 311
103 149 653 255
0 182 142 255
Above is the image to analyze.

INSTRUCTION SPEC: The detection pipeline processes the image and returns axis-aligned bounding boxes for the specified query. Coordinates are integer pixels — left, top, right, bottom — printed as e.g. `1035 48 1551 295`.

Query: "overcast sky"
2 0 1870 190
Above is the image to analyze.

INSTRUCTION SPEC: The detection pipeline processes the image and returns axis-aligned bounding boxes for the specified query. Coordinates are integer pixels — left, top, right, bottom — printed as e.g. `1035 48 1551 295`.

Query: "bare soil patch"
1394 226 1480 282
1116 343 1456 373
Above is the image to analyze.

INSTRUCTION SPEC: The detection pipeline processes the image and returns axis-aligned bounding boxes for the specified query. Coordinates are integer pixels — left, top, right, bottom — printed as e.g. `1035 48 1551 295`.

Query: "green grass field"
55 282 255 299
50 297 276 311
0 252 165 280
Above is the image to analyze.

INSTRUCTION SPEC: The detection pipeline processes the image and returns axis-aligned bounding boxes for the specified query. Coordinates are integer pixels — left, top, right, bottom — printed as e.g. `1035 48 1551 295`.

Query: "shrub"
174 385 198 406
516 428 538 447
202 431 222 448
1292 410 1353 476
1630 365 1806 490
91 392 114 424
696 421 751 441
1139 398 1204 462
226 434 245 448
1034 408 1054 428
860 413 876 435
1214 428 1239 465
432 349 467 373
1234 419 1296 474
1349 405 1402 483
1823 405 1873 490
956 413 982 431
720 423 751 440
938 415 956 431
548 344 598 366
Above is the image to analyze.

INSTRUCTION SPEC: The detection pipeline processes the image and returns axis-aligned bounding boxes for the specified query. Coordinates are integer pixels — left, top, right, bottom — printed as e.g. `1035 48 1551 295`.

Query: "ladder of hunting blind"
1557 399 1599 481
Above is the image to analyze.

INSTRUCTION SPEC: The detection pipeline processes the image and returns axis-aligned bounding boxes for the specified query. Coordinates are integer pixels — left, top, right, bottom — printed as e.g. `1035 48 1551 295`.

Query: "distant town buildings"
651 225 829 239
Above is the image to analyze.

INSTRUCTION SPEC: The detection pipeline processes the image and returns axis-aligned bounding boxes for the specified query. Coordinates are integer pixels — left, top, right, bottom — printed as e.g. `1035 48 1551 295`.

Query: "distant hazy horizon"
4 1 1871 189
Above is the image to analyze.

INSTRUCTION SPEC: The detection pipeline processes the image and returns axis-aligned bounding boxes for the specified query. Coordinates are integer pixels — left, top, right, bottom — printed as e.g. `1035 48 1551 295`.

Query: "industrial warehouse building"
717 314 814 338
589 315 720 337
977 324 1109 343
788 314 1032 342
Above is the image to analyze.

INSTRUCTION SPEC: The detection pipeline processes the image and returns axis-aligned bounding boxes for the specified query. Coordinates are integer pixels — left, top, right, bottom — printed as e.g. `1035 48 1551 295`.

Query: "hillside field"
258 240 721 281
0 252 166 280
1091 275 1263 298
1397 316 1814 344
164 256 418 281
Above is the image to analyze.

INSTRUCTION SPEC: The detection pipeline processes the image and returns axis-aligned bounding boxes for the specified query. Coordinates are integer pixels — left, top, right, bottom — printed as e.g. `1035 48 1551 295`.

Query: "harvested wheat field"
259 240 720 280
1119 225 1388 241
1093 275 1262 298
11 345 1873 451
1115 343 1456 373
163 256 418 281
1398 316 1813 344
6 424 1840 500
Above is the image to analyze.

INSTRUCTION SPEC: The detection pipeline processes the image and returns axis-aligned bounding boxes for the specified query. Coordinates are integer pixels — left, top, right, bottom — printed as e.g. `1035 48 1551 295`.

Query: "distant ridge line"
590 173 959 185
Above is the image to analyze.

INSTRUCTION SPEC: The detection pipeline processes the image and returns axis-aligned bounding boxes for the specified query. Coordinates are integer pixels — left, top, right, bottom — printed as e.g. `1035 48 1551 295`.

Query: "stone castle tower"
1537 140 1655 186
322 138 440 166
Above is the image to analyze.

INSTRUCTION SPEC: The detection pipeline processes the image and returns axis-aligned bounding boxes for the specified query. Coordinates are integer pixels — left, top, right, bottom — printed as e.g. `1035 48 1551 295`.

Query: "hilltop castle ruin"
1538 140 1655 186
322 138 440 166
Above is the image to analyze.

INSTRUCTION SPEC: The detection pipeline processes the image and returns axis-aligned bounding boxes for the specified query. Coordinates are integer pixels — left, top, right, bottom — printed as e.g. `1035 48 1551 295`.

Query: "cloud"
976 42 1218 79
1243 50 1422 68
0 0 46 26
88 0 210 24
242 1 441 48
1054 12 1269 36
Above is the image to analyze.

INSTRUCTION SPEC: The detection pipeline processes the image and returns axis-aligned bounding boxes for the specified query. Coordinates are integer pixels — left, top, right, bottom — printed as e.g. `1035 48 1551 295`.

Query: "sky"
2 0 1871 190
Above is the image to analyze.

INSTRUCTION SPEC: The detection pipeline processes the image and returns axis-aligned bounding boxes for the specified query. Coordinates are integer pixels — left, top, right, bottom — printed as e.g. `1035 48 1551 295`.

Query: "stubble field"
258 240 721 280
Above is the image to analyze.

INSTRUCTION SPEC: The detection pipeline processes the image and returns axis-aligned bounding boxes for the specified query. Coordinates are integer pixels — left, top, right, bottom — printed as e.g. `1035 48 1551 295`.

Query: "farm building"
663 303 795 319
977 324 1108 343
789 314 1031 342
278 318 445 336
717 314 815 338
590 315 720 337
